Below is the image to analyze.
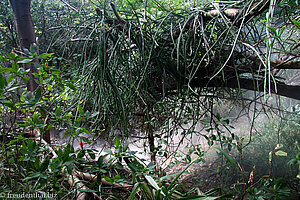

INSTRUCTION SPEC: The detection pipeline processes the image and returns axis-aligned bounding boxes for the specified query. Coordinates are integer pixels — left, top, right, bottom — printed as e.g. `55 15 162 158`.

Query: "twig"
110 3 127 24
60 0 79 13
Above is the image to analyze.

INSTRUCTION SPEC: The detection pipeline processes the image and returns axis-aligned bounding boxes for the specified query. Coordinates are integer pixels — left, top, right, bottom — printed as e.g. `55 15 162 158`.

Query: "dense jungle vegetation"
0 0 299 199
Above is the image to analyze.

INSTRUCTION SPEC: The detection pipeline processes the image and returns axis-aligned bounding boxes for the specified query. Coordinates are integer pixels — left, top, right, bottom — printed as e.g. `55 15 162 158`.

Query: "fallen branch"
271 60 300 69
33 129 57 158
74 170 132 189
204 0 271 24
62 167 92 200
34 130 90 199
33 128 132 199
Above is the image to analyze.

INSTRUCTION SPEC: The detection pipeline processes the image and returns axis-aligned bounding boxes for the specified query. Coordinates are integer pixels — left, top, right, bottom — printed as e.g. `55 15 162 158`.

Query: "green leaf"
55 106 61 117
104 176 113 183
123 139 129 152
46 124 53 131
168 154 205 190
97 155 107 168
77 149 85 159
213 147 238 171
34 87 41 101
278 26 285 36
38 53 54 59
1 101 15 109
77 189 98 193
267 26 277 35
30 43 37 54
161 186 170 199
57 149 63 159
228 143 233 152
128 183 140 200
16 121 28 127
7 139 18 146
12 62 19 72
269 151 273 163
124 159 139 173
32 112 38 123
0 68 12 73
7 53 16 60
145 175 160 190
7 74 15 84
23 48 30 55
177 196 220 200
39 106 47 117
22 75 30 84
23 172 47 181
293 20 300 29
275 150 288 157
259 19 267 23
159 172 180 182
114 174 120 180
87 150 96 159
186 155 191 162
275 144 283 150
147 162 156 170
104 149 113 155
78 104 84 115
0 73 7 89
140 183 152 198
66 82 76 90
0 56 7 61
216 113 221 120
17 58 33 64
90 111 99 118
116 137 121 149
115 162 124 169
40 159 50 172
155 189 162 199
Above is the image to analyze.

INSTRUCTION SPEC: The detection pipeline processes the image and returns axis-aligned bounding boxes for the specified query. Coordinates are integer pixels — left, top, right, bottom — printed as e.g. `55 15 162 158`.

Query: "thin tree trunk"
9 0 51 143
147 125 156 163
9 0 38 91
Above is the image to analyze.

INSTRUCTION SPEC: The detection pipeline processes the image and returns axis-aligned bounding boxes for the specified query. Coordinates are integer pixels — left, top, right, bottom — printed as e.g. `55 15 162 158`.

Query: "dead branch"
60 0 79 13
33 128 132 200
110 3 127 24
35 130 90 199
205 8 242 20
238 0 270 24
62 167 91 200
74 170 133 189
203 0 270 24
33 129 57 158
271 60 300 69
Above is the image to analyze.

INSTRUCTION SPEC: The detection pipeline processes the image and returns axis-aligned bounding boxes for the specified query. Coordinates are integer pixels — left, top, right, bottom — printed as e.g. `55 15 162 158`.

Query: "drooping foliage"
47 0 300 135
0 0 299 199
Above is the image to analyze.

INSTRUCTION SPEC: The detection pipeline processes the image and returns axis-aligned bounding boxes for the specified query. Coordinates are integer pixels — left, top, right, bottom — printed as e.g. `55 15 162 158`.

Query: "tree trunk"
9 0 51 144
9 0 38 91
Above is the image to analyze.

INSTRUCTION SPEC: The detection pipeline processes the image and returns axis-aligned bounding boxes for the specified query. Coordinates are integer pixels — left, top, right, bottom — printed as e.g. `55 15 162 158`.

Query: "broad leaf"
17 58 33 64
34 87 42 101
0 74 7 89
